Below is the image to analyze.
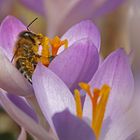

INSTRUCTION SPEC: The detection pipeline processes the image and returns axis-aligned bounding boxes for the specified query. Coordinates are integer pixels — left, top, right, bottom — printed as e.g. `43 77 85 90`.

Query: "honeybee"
11 18 49 83
11 18 68 84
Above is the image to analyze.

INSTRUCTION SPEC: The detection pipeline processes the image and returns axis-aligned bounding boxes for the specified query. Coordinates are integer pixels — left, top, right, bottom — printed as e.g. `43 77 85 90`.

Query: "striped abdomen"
15 44 39 84
15 57 35 83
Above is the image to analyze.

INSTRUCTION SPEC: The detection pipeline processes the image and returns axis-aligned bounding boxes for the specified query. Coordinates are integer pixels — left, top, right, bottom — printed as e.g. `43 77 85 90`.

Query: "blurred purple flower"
0 0 13 21
128 0 140 77
19 0 125 36
19 0 45 16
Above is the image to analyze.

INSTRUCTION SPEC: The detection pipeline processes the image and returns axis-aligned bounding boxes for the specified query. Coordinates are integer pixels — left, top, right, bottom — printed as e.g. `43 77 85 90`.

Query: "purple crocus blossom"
0 16 100 96
0 48 136 140
0 50 136 140
0 16 136 139
0 16 99 139
19 0 125 36
31 49 135 140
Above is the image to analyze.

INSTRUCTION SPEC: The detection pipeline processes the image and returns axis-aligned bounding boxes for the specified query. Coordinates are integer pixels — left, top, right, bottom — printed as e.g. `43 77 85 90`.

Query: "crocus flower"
19 0 125 36
0 15 100 139
0 15 136 140
0 48 136 140
0 15 100 96
32 48 135 139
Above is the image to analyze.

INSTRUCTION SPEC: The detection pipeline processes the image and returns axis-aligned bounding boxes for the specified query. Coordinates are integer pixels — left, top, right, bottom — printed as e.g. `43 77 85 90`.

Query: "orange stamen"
79 82 93 100
76 82 110 140
92 85 110 140
49 36 68 56
92 88 100 124
36 34 68 66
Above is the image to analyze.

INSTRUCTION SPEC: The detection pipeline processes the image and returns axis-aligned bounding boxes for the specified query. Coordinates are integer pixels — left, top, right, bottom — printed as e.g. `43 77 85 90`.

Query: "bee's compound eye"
19 31 30 38
24 33 30 37
23 32 36 38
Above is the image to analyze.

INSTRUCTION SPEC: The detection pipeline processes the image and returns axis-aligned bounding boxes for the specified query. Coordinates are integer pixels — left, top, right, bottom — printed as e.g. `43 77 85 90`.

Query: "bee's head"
19 31 38 43
19 31 37 39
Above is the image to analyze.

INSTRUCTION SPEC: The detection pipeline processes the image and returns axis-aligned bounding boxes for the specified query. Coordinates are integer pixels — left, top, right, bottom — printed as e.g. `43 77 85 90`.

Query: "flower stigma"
74 83 110 140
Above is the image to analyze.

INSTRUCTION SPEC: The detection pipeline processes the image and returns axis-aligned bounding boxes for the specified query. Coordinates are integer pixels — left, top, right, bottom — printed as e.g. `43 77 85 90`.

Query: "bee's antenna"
27 17 38 31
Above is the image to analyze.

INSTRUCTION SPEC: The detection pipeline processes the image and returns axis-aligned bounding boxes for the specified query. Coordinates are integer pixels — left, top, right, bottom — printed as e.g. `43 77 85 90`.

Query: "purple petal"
0 49 33 96
49 38 99 91
94 0 125 18
104 108 137 140
83 49 134 121
82 95 92 121
7 94 38 122
61 20 100 51
17 127 27 140
19 0 45 15
0 89 55 140
32 64 76 132
53 109 95 140
0 16 26 60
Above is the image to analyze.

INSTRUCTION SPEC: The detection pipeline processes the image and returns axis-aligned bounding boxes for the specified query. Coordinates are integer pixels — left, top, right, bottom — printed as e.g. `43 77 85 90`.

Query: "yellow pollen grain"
62 39 68 48
74 89 83 119
36 34 68 67
39 36 50 66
